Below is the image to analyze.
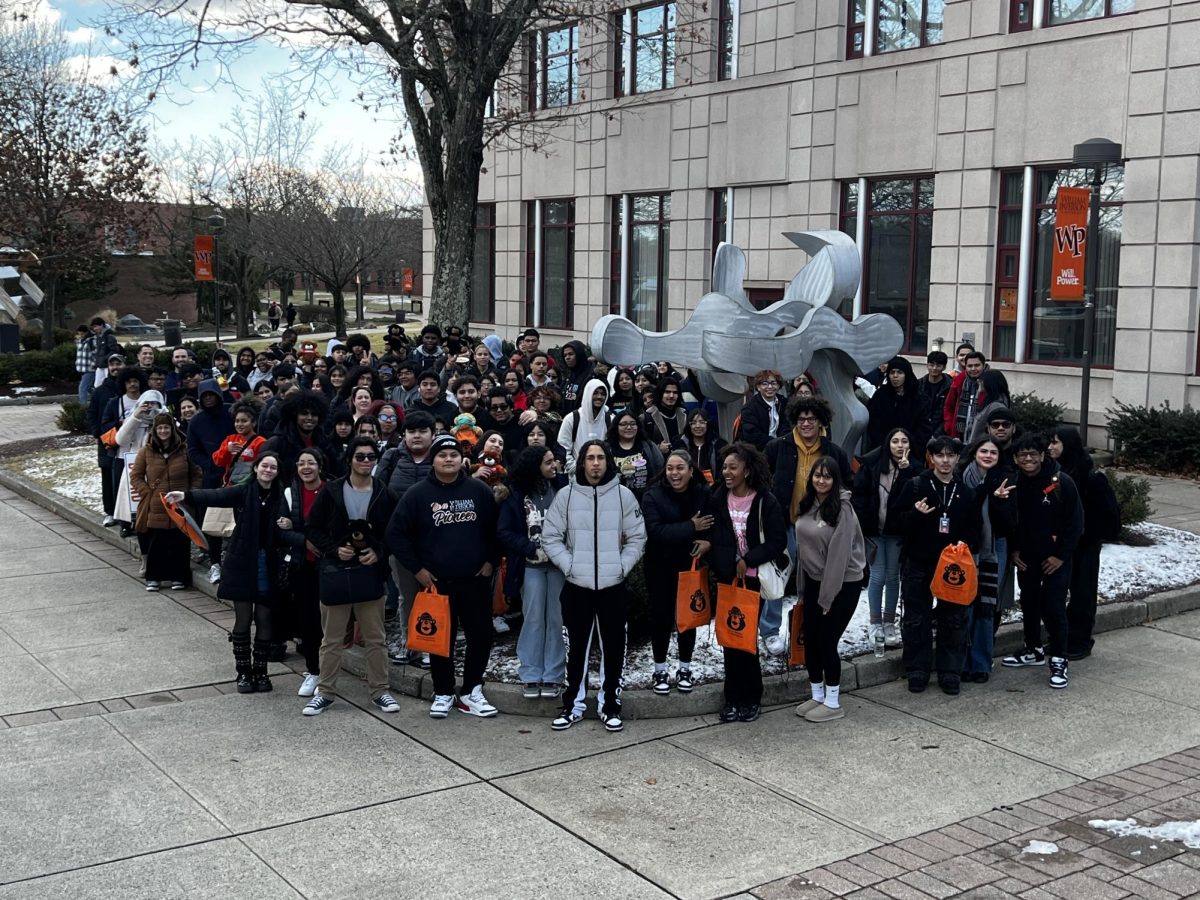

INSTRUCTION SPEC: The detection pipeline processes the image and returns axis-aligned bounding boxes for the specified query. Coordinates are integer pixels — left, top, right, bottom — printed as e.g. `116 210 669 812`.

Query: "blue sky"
40 0 412 181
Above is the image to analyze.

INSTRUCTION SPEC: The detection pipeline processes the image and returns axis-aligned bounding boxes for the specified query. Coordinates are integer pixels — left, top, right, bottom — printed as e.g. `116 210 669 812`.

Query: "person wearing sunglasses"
301 437 400 716
736 369 786 450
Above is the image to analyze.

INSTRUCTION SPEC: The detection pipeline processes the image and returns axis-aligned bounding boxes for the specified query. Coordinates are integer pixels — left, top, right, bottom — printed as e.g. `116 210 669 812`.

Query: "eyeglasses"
758 380 780 387
353 452 378 462
796 415 819 423
1016 450 1042 459
618 421 638 428
989 421 1012 428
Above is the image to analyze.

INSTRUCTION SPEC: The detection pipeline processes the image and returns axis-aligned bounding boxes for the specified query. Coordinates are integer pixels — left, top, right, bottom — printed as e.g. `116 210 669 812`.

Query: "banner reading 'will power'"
1050 186 1089 301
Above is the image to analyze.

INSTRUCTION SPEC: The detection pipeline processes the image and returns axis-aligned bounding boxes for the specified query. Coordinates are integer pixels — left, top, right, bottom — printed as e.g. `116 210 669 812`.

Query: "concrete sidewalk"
2 486 1199 898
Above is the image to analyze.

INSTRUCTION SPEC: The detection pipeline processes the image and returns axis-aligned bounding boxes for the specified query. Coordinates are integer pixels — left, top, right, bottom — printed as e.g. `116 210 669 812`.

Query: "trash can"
0 323 17 354
162 320 182 346
394 310 406 324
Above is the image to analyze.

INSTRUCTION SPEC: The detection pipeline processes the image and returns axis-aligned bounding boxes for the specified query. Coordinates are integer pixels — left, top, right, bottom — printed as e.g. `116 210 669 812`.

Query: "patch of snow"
1021 840 1060 855
1087 818 1200 849
2 445 103 513
11 386 45 395
1097 524 1200 602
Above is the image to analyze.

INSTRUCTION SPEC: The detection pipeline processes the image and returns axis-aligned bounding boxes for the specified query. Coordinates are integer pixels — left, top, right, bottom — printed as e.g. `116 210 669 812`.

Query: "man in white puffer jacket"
542 439 646 733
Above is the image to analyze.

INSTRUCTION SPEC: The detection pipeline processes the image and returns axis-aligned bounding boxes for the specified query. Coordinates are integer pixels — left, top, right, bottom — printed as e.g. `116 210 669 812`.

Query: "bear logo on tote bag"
689 589 707 613
942 563 967 587
415 611 438 637
727 606 746 631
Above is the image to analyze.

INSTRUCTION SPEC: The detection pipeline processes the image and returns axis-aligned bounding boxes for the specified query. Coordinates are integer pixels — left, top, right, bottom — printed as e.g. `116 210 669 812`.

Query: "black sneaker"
939 678 960 696
302 693 334 716
652 671 670 695
719 704 740 723
551 709 582 730
738 704 761 722
1002 647 1046 667
1049 657 1069 689
908 676 928 694
600 712 624 732
675 668 694 693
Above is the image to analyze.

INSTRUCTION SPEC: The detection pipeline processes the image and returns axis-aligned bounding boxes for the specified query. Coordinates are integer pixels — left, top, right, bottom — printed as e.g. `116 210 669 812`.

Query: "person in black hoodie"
187 378 235 583
642 449 712 695
387 434 502 719
166 452 291 694
557 340 593 414
263 390 333 484
1050 425 1121 660
866 356 931 455
302 437 400 716
1000 433 1083 689
736 370 786 449
87 353 128 526
893 435 982 695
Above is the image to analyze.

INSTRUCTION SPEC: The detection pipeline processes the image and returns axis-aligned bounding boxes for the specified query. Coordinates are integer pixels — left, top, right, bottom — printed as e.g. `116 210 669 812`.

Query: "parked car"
115 315 158 335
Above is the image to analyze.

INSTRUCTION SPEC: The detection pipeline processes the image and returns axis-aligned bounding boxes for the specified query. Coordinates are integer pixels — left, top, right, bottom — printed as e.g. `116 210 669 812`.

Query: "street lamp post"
1071 139 1122 444
207 213 226 347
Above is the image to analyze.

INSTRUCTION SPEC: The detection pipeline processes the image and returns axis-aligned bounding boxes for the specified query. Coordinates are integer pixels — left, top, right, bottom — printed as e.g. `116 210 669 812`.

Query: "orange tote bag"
715 578 760 654
929 542 978 605
408 583 452 657
676 559 712 632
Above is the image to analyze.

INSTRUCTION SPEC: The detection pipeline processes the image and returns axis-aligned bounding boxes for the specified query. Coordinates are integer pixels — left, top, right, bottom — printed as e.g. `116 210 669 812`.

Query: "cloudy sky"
32 0 417 187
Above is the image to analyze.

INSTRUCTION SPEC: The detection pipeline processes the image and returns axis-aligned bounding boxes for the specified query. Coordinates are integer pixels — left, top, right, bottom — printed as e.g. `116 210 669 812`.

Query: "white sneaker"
144 581 160 592
456 685 498 718
297 673 319 697
208 564 221 584
429 694 455 718
764 634 786 656
492 616 510 634
102 515 117 527
883 622 901 647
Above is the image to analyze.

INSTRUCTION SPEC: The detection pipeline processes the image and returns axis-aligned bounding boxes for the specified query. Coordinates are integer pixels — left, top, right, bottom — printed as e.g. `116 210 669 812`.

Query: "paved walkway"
0 403 65 446
1 488 1199 898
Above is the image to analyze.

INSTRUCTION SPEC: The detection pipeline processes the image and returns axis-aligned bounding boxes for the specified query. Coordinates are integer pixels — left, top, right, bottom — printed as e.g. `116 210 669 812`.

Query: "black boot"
231 633 254 693
252 640 273 693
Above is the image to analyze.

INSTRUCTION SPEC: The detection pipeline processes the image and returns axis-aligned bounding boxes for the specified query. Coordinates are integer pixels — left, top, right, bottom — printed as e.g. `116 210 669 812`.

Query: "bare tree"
0 15 155 348
100 0 619 328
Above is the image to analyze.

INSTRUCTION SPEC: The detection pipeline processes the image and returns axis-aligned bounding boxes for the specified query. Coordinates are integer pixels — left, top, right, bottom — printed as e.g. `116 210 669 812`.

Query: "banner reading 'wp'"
1050 186 1089 301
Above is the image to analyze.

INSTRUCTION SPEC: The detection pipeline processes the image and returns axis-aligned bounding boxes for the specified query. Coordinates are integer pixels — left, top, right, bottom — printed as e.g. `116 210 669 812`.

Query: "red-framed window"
1010 0 1034 31
524 200 575 329
470 204 496 324
611 193 671 330
1047 0 1134 26
711 188 728 273
992 172 1023 361
528 24 579 111
839 176 933 353
614 1 676 97
847 0 867 59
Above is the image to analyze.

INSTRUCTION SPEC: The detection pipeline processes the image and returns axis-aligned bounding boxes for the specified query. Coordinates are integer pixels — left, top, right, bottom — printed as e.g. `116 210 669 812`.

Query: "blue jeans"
866 535 903 623
517 565 566 685
78 372 94 404
758 526 795 638
966 539 1007 674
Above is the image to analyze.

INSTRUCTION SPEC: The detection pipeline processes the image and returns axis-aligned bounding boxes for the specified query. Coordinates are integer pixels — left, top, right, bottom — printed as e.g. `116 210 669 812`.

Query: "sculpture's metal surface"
591 230 903 452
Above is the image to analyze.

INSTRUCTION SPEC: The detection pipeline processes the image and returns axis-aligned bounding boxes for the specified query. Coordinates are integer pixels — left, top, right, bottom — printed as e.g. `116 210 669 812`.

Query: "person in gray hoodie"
556 377 612 475
542 439 647 732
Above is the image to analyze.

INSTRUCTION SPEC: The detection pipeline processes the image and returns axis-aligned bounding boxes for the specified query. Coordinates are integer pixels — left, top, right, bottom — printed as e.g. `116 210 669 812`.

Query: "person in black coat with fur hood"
866 356 931 455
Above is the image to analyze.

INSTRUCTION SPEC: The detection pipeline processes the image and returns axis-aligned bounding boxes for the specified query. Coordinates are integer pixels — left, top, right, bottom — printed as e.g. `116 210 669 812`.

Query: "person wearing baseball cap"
387 433 503 719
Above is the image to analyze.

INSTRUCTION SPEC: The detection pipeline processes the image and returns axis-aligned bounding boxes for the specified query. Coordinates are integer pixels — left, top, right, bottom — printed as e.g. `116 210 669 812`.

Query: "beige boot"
795 698 823 717
805 703 846 722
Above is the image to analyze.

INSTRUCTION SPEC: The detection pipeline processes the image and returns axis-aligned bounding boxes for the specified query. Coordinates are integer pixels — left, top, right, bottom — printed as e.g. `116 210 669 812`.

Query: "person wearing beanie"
387 433 503 719
129 414 201 591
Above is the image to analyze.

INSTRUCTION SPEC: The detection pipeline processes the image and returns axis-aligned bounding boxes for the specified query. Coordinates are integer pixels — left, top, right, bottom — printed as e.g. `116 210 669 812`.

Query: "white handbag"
756 505 793 601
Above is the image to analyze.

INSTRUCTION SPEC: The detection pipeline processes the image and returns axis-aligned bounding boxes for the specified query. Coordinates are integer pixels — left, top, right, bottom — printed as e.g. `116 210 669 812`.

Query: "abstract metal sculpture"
590 230 903 452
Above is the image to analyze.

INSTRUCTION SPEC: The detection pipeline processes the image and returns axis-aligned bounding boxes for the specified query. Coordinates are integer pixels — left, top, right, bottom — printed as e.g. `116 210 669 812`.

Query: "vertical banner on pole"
194 235 215 282
1049 186 1089 300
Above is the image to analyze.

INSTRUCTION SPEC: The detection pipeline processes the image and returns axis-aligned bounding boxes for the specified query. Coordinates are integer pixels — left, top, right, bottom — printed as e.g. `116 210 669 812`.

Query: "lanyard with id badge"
933 479 957 535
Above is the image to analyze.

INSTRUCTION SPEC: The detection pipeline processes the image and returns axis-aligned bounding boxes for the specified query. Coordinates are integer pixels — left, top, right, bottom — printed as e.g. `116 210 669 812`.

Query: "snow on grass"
1 445 102 513
1021 840 1060 855
11 386 46 395
1088 818 1200 849
1098 524 1200 602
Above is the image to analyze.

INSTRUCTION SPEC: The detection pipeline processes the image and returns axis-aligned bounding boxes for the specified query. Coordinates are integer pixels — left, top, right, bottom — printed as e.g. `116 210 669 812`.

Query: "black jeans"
143 528 191 584
429 575 493 697
293 562 322 674
1017 559 1072 659
561 582 628 718
901 562 969 685
1067 543 1101 655
802 576 861 688
647 564 696 665
98 449 116 516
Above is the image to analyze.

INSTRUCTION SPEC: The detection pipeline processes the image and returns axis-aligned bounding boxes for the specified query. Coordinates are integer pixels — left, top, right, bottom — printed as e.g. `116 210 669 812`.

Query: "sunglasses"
379 414 398 422
353 452 378 462
489 404 510 412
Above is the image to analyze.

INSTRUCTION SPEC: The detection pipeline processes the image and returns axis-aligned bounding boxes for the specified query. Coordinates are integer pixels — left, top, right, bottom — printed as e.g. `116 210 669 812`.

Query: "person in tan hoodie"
792 456 867 723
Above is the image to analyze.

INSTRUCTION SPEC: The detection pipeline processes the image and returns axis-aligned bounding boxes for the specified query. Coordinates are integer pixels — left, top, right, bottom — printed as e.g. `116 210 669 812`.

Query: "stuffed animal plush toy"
298 341 318 365
471 452 507 487
452 413 482 453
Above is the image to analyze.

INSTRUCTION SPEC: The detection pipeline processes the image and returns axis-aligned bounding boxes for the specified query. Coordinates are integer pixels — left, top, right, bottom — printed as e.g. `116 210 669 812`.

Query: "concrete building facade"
424 0 1200 433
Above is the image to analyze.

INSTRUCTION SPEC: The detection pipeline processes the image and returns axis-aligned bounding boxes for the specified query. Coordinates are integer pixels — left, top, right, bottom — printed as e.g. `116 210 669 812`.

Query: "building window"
470 204 496 323
847 0 867 58
1010 0 1034 31
711 188 728 273
528 24 579 110
1047 0 1133 25
1028 166 1123 366
992 172 1023 361
717 0 737 80
875 0 944 54
615 1 676 96
525 200 575 329
840 177 933 353
611 193 671 330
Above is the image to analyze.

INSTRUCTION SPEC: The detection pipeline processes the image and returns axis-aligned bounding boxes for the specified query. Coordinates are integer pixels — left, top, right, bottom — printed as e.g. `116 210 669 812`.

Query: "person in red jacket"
942 351 988 439
213 400 268 486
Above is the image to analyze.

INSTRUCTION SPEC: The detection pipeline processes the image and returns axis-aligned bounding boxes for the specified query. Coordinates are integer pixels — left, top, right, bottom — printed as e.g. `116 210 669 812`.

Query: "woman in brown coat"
130 414 202 591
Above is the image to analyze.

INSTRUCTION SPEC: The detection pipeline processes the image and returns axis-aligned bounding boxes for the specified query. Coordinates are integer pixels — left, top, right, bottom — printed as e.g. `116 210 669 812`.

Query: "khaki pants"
317 596 388 700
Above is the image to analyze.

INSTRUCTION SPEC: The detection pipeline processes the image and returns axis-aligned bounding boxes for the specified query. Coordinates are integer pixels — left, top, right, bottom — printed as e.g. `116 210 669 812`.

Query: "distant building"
431 0 1200 435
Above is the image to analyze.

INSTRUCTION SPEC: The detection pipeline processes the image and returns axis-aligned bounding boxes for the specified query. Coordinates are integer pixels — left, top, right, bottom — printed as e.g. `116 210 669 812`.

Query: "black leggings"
802 575 861 687
647 565 696 665
293 563 322 674
232 600 272 643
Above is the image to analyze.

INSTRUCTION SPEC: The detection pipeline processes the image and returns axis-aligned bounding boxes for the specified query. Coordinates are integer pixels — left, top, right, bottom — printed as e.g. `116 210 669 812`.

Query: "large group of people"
82 325 1121 728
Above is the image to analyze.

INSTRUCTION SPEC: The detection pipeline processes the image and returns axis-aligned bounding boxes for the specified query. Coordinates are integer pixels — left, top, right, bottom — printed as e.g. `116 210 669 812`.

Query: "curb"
0 394 73 407
3 467 1199 719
